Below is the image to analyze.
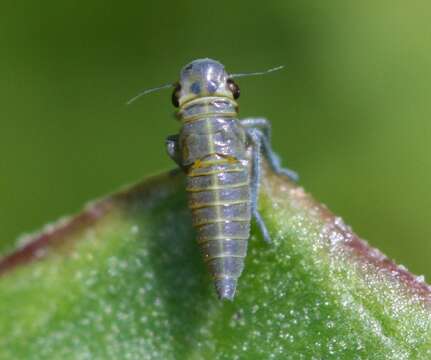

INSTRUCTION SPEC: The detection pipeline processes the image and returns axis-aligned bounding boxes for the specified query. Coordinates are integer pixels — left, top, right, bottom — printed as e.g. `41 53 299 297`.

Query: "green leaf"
0 169 430 359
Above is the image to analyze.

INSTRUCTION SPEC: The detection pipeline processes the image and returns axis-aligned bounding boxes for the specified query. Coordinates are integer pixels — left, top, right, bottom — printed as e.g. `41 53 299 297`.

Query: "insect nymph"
129 58 297 300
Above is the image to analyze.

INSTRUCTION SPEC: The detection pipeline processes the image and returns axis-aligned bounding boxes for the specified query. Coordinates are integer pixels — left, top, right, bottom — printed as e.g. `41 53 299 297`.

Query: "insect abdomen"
187 159 251 300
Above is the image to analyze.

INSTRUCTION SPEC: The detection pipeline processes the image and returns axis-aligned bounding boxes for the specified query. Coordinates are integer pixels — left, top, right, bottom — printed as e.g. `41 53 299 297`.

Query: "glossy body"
181 116 250 300
166 59 297 300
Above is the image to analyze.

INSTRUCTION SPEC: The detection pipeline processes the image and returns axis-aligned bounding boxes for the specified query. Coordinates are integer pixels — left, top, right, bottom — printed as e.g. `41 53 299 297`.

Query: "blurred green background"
0 1 430 279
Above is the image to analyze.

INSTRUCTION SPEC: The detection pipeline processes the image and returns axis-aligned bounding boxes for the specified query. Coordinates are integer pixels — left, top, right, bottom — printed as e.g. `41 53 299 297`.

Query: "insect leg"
165 134 183 168
240 117 271 138
240 118 299 181
247 128 272 244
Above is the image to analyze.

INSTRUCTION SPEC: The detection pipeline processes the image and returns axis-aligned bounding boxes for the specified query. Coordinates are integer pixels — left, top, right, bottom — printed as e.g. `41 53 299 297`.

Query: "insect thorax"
177 96 238 123
177 96 246 166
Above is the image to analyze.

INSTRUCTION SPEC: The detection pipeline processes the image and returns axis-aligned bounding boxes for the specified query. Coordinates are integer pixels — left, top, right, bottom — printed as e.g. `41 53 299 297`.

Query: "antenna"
126 83 173 105
230 65 285 79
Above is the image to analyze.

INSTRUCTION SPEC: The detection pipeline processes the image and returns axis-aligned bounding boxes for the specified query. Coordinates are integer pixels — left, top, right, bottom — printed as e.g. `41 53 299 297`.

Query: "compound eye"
227 79 240 99
171 83 181 107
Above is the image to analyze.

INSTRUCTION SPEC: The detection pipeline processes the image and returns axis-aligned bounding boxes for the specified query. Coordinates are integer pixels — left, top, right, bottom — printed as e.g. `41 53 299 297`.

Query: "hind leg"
246 128 272 243
240 117 299 181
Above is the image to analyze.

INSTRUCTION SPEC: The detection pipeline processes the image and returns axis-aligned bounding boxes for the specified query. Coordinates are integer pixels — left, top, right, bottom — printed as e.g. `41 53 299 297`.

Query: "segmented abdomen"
186 158 251 300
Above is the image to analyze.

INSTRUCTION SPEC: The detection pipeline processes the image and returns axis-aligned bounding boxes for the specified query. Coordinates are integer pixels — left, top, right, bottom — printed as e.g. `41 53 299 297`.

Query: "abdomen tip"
215 277 237 301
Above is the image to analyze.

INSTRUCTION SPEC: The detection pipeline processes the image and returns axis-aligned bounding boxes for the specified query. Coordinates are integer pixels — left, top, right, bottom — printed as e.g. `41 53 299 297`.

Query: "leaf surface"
0 168 430 359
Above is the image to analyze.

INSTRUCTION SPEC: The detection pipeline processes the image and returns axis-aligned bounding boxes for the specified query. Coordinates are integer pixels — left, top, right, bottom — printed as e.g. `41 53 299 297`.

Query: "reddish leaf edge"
1 167 430 304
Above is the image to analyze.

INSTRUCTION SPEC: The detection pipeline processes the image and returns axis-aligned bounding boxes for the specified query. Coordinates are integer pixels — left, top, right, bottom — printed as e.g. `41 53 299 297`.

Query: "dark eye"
171 83 181 107
227 79 240 99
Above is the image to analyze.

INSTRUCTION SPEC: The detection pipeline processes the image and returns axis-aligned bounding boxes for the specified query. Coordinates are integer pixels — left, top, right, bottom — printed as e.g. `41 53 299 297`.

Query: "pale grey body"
165 59 297 300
